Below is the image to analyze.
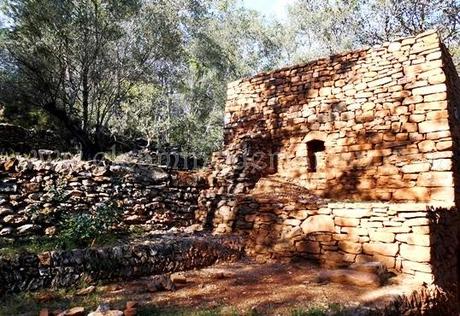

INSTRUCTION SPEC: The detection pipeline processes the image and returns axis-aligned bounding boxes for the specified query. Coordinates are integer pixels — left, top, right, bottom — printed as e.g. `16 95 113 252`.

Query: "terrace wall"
0 158 207 238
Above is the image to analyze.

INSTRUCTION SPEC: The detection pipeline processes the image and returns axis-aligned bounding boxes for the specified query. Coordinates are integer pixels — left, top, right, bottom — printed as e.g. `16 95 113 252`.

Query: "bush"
58 202 122 248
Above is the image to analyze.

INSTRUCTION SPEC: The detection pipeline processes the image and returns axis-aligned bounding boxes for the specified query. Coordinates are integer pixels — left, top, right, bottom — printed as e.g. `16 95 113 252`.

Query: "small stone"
45 226 57 236
64 307 85 316
148 275 175 292
95 303 111 313
0 206 13 216
3 158 18 172
38 252 51 266
0 227 14 236
16 224 37 235
76 285 96 296
123 308 137 316
171 273 187 284
388 42 401 52
39 308 49 316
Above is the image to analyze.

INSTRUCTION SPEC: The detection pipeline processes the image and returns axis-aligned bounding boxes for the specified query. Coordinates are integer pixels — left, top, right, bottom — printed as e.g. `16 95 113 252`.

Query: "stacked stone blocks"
200 30 460 287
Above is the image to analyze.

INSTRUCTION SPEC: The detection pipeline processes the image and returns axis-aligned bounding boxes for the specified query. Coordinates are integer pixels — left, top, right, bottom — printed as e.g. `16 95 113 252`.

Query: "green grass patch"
0 232 126 259
0 288 102 316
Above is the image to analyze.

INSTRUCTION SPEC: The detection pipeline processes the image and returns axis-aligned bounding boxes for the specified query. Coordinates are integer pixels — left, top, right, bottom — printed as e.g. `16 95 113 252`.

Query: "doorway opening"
307 140 325 172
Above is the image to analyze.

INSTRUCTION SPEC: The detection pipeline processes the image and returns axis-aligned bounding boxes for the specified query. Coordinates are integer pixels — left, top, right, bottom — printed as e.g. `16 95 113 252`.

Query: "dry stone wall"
0 158 207 238
0 234 243 294
200 30 460 290
231 195 457 285
220 30 458 202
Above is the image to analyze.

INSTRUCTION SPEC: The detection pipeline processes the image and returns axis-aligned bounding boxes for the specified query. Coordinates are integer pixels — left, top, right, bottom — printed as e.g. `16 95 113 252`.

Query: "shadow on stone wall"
201 133 277 231
427 206 460 313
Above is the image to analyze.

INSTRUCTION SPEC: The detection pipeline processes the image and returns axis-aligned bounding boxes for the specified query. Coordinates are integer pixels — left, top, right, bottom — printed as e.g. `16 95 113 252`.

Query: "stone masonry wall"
0 234 243 294
220 29 457 202
231 196 457 285
200 30 460 290
0 158 207 238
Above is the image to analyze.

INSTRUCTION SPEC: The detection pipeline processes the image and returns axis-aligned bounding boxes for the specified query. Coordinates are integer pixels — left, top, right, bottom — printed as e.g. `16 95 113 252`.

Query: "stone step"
349 262 387 277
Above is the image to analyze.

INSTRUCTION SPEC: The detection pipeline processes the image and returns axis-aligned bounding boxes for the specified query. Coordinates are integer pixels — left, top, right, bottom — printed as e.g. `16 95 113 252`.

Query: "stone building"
199 30 460 293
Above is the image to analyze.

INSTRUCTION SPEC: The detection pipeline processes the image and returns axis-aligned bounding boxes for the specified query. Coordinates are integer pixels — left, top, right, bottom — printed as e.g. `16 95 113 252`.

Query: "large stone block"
417 172 454 187
402 261 432 273
392 188 430 201
400 243 431 262
431 159 452 171
369 231 395 243
300 215 335 235
396 233 431 246
417 140 436 153
418 119 449 133
377 164 399 175
363 242 399 256
334 217 360 227
338 241 362 254
333 208 372 218
373 254 396 269
412 84 446 96
401 162 430 173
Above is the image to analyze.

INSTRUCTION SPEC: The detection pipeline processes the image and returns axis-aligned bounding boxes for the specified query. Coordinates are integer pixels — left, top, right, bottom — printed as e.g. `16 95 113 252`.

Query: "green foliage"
0 0 183 157
58 202 122 248
0 237 59 258
111 0 285 160
1 0 458 160
286 0 460 69
290 308 325 316
48 181 69 203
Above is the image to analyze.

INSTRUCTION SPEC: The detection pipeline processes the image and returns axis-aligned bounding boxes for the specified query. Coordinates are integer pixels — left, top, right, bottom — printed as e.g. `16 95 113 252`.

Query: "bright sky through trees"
241 0 294 19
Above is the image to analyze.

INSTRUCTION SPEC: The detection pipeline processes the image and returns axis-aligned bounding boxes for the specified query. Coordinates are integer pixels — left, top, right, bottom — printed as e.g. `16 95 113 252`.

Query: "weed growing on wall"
58 202 123 248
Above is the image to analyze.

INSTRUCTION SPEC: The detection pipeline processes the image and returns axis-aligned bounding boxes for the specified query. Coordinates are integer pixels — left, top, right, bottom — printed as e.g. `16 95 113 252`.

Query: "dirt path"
94 259 417 315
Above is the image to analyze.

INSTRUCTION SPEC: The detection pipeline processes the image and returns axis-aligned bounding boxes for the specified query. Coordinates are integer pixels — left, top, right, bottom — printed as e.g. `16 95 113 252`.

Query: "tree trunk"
43 102 104 160
82 65 89 131
80 138 100 160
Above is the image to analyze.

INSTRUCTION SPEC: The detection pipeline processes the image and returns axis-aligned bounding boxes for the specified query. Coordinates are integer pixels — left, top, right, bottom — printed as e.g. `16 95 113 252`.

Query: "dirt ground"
89 259 419 315
2 259 423 315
